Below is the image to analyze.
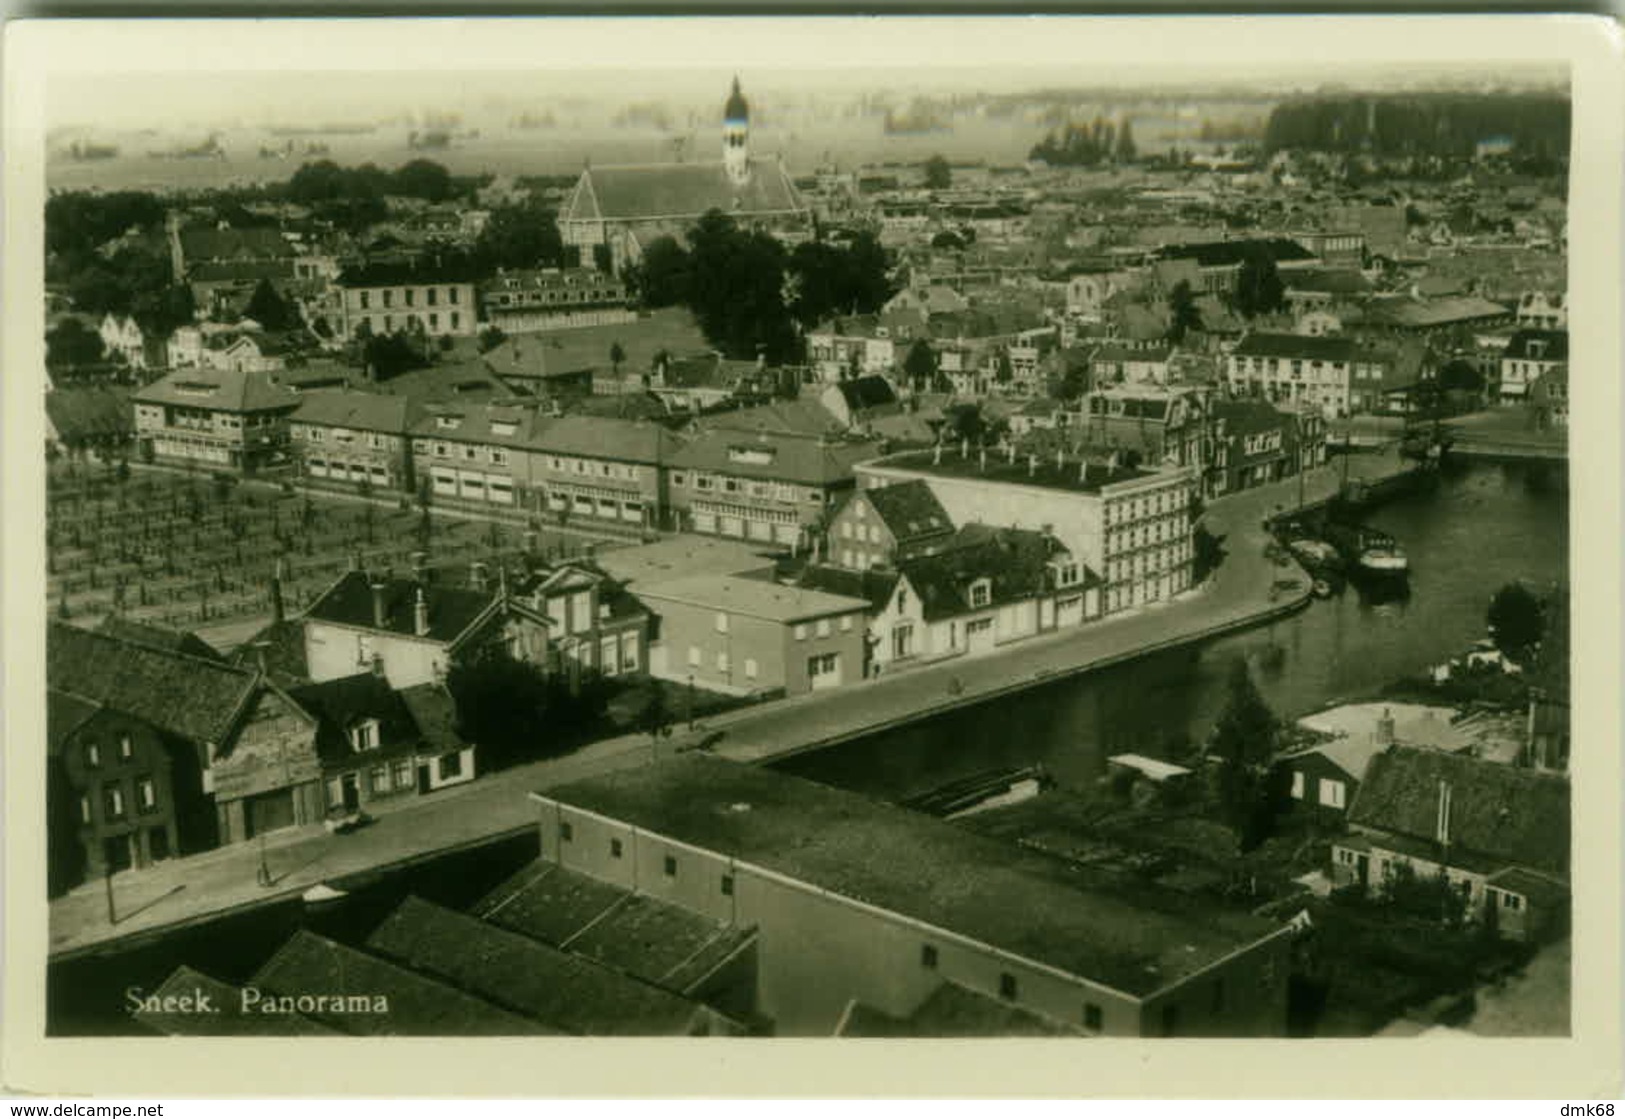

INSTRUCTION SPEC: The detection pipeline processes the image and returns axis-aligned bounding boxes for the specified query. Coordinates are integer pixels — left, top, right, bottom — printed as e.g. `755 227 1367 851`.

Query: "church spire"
723 76 750 187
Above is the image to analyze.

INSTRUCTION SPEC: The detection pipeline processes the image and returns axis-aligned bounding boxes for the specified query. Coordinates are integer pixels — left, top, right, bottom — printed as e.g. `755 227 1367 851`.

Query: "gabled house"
819 375 902 431
1499 329 1567 404
512 561 651 684
1330 745 1570 942
894 524 1100 658
99 314 158 371
301 568 553 690
827 480 955 571
286 670 475 823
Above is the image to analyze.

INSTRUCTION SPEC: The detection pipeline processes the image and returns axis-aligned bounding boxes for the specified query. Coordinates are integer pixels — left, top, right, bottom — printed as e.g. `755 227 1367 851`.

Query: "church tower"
723 75 750 187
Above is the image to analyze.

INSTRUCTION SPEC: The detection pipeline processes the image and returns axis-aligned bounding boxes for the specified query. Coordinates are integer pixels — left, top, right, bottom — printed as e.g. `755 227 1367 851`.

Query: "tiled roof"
96 616 223 661
636 573 869 624
862 480 954 543
789 564 901 611
1348 745 1569 877
335 259 482 287
528 414 681 464
303 571 496 645
365 896 704 1035
45 388 134 444
1232 332 1363 363
291 388 421 434
1361 296 1509 329
47 622 257 747
900 525 1080 621
46 689 103 758
135 966 338 1036
249 930 555 1035
830 375 900 413
565 161 807 223
669 429 882 486
368 361 524 405
287 672 423 767
865 447 1153 495
132 367 302 413
1213 399 1292 438
187 260 297 285
1159 238 1317 268
397 683 467 755
700 399 847 439
540 756 1284 997
179 227 293 263
229 619 311 688
1286 268 1373 296
1090 343 1171 365
409 399 548 448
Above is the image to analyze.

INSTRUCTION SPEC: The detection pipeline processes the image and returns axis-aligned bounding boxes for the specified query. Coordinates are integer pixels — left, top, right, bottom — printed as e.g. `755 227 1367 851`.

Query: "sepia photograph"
2 13 1620 1100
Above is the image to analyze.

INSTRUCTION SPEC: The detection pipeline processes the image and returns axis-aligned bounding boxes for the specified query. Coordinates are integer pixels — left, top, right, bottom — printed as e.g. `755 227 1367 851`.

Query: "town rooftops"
303 570 498 645
1231 332 1364 363
565 160 807 223
410 400 549 448
535 755 1285 997
788 565 902 611
860 480 954 544
862 447 1156 496
46 689 105 758
1089 342 1172 365
899 525 1089 622
700 399 848 439
249 929 555 1035
365 896 706 1036
179 226 293 263
1348 745 1569 878
132 366 302 413
396 683 466 755
635 573 869 624
1279 736 1389 786
291 388 421 433
47 622 258 747
1285 268 1374 296
669 429 883 487
1213 399 1296 439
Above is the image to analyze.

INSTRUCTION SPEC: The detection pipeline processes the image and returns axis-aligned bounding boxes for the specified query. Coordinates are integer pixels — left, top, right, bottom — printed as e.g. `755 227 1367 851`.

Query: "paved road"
49 448 1411 958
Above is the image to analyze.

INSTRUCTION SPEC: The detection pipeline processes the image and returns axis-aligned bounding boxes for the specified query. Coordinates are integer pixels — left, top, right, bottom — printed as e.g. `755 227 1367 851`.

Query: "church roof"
563 160 807 225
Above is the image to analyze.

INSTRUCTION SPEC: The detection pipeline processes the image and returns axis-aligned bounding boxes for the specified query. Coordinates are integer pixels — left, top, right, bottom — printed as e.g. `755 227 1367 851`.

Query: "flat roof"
635 573 869 624
535 756 1283 997
861 449 1171 497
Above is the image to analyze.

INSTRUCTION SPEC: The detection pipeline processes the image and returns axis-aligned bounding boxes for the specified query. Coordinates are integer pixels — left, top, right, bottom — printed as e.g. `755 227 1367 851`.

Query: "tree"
639 681 673 744
923 154 952 190
1438 358 1485 393
1167 279 1203 343
632 235 691 309
472 197 564 273
391 158 455 203
244 278 294 332
444 646 557 771
1209 658 1282 850
1487 581 1544 664
477 325 508 354
45 318 106 371
1116 118 1138 162
609 340 626 375
993 349 1014 385
1233 245 1286 319
684 209 799 363
903 339 938 393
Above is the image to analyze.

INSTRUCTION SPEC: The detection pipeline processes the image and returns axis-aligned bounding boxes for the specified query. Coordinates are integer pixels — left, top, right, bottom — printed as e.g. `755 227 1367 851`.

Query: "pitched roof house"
1332 745 1569 941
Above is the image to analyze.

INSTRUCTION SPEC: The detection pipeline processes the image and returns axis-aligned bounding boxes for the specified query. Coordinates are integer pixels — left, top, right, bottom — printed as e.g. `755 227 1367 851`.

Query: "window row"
297 427 393 449
792 616 853 641
81 777 158 823
355 286 463 310
82 736 136 768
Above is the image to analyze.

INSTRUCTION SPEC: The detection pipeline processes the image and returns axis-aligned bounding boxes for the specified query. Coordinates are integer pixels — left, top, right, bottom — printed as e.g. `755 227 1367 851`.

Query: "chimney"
370 578 388 628
370 652 386 679
1376 707 1396 746
413 587 430 636
1435 780 1453 849
470 561 488 592
269 561 286 626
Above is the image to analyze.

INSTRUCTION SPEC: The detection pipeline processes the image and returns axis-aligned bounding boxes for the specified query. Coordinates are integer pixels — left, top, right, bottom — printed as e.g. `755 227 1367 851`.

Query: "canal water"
775 459 1569 802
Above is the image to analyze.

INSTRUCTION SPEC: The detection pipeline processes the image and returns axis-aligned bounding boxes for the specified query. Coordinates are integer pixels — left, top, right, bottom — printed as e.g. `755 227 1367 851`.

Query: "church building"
559 77 812 275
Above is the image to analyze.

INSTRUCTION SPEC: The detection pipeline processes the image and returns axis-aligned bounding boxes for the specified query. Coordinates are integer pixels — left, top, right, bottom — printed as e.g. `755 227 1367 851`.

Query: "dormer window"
435 415 462 430
969 579 992 609
350 719 380 753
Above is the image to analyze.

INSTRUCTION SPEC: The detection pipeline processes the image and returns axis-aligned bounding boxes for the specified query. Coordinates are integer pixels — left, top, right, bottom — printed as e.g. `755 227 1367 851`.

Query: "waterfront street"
47 447 1411 958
